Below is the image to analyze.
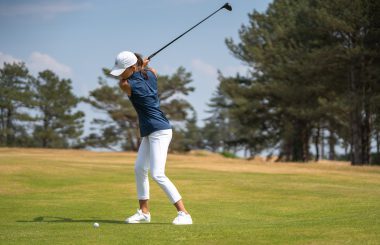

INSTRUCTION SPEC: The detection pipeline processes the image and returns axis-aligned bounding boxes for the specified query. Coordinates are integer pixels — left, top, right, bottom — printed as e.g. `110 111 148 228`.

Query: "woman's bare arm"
119 79 132 97
143 58 158 78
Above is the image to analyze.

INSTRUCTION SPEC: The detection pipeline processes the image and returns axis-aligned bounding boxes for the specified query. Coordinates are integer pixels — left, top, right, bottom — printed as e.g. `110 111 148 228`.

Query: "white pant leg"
134 136 150 200
149 129 182 204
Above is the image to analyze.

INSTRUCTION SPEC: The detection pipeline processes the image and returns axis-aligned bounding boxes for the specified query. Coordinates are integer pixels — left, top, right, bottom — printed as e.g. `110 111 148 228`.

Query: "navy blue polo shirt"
127 70 172 137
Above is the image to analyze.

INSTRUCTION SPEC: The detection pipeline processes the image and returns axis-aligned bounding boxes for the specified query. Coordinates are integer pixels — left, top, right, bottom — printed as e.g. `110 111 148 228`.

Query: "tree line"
207 0 380 165
0 62 203 152
0 63 84 148
1 0 379 165
83 66 200 152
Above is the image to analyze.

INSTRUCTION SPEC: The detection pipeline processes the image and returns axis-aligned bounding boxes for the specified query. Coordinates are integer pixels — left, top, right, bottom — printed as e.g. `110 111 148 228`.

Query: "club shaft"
148 6 224 60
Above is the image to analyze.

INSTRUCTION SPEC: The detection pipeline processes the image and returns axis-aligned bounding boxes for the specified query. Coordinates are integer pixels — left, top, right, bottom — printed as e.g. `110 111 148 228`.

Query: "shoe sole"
173 222 193 225
125 220 151 224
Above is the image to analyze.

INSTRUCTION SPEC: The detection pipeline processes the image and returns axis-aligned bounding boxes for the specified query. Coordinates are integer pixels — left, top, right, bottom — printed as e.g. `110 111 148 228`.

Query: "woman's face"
119 65 136 80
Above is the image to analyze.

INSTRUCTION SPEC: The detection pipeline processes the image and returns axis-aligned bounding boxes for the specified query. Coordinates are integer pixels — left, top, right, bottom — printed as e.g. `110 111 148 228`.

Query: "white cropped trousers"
134 129 182 204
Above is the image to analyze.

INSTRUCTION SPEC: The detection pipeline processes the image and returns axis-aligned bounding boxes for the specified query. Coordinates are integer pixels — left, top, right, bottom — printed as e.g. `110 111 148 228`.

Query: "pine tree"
84 75 139 151
0 62 35 146
204 76 250 155
215 0 380 164
32 70 84 148
310 0 380 164
158 67 195 122
224 0 321 161
85 67 196 152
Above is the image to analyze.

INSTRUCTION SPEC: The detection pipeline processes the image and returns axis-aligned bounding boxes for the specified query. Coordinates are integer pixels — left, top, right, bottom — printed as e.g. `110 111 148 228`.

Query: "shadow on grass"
17 216 170 225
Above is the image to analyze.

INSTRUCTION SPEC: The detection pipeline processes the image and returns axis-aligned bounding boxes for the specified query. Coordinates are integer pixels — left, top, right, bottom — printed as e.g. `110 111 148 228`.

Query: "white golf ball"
93 222 99 228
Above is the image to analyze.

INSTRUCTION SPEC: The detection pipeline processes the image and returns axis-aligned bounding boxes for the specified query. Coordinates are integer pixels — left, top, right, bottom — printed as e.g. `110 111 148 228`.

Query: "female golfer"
110 51 192 225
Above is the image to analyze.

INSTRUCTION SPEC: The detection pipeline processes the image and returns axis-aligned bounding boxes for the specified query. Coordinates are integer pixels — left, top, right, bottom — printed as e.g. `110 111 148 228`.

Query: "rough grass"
0 148 380 244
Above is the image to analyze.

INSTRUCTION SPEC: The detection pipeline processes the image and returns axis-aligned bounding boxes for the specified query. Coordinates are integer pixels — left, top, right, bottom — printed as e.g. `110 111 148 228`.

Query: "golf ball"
93 222 99 228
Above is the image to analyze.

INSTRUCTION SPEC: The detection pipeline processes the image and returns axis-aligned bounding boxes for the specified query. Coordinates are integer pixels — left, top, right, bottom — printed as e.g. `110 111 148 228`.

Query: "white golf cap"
110 51 137 76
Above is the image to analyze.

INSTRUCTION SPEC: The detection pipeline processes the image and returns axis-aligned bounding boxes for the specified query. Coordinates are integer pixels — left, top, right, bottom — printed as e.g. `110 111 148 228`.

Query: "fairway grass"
1 148 380 244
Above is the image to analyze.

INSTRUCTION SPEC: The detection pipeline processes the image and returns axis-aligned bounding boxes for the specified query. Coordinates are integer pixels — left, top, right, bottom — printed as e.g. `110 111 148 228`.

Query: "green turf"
0 149 380 244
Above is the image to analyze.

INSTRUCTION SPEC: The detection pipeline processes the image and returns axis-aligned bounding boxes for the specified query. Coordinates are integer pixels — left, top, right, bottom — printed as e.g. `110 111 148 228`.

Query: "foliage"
0 62 35 146
220 151 238 159
32 70 84 148
84 67 198 152
0 62 84 148
205 0 380 164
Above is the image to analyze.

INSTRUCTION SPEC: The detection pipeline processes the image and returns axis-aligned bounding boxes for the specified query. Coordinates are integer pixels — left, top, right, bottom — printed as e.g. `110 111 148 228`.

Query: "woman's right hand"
143 58 157 78
143 58 150 68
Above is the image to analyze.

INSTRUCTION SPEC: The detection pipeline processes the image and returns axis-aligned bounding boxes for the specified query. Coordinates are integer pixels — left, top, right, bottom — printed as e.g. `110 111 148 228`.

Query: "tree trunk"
321 127 325 160
314 125 320 161
349 62 370 165
285 138 292 162
328 129 336 160
362 75 371 164
291 120 309 162
292 134 303 161
6 109 13 146
350 91 363 164
350 108 362 165
42 118 49 147
344 141 348 156
0 108 5 145
42 116 50 148
302 126 310 162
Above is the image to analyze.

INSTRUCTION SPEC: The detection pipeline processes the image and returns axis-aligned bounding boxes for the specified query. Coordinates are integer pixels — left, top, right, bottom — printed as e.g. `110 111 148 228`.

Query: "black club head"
222 3 232 11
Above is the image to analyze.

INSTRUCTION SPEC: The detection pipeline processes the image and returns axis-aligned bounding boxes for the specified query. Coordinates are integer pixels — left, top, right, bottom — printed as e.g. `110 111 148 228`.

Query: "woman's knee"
151 172 167 183
135 164 148 175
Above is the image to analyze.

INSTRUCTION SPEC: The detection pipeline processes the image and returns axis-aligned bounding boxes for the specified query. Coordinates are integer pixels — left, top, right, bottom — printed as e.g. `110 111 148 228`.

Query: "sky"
0 0 273 136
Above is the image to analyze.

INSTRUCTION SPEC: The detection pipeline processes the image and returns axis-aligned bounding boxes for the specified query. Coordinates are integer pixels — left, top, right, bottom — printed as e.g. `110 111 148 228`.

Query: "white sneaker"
172 211 193 225
125 209 151 223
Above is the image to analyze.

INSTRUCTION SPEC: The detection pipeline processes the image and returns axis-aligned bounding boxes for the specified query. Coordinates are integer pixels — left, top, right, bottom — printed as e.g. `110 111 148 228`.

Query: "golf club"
147 2 232 60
